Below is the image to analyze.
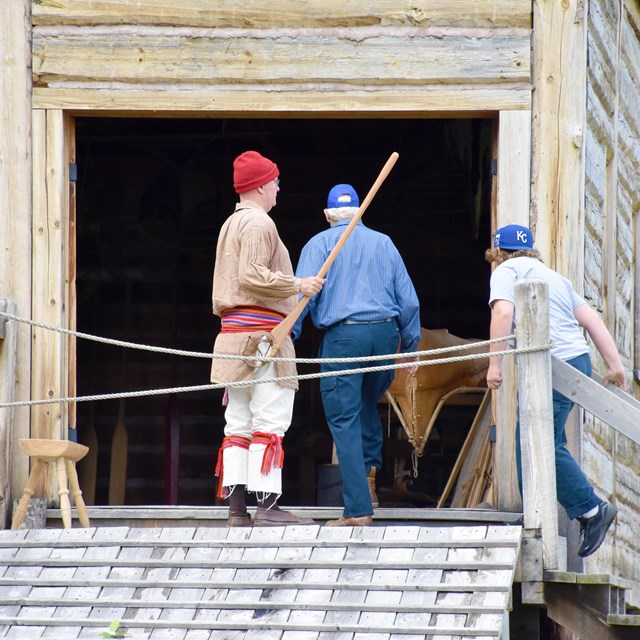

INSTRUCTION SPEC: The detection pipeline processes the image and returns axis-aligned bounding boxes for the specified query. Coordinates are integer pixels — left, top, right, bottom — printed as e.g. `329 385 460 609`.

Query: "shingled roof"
0 522 521 639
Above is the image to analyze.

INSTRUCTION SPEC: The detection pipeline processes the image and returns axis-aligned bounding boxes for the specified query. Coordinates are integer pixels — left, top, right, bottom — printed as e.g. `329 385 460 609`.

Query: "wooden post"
494 110 531 513
0 298 18 528
1 0 32 510
515 278 559 571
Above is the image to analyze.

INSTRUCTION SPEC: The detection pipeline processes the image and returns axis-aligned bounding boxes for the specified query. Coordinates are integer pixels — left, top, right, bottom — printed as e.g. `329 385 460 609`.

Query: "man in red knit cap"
211 150 325 526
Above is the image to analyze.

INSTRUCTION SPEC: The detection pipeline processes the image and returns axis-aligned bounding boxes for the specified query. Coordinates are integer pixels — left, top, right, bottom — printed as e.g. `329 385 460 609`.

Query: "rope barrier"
0 308 551 409
0 344 551 408
0 309 515 365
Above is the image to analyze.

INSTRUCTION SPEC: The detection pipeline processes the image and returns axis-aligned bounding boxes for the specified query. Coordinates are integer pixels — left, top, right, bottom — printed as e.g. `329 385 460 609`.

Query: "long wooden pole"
269 151 399 355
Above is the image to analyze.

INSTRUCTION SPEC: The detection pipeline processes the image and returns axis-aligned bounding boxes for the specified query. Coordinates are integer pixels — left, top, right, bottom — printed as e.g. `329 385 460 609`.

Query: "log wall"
582 0 640 602
31 0 532 114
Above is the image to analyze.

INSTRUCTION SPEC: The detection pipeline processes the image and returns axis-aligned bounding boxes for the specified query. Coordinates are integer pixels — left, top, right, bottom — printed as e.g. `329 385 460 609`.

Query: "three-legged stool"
11 438 90 529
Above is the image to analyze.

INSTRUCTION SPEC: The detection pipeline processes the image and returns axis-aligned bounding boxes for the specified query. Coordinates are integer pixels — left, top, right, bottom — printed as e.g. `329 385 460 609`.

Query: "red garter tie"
252 431 285 475
215 435 251 499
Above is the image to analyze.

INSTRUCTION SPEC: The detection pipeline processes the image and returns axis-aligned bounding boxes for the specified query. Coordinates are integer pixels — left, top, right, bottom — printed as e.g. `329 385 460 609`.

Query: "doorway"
73 116 494 506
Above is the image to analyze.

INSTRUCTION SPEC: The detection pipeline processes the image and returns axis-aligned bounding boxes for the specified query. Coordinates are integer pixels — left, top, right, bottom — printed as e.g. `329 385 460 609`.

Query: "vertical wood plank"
31 109 68 501
0 0 32 505
515 278 559 570
531 0 586 278
0 298 18 527
494 109 531 513
603 8 622 329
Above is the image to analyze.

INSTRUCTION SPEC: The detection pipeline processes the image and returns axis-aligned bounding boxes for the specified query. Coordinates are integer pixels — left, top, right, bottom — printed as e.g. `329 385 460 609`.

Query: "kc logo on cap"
494 224 534 250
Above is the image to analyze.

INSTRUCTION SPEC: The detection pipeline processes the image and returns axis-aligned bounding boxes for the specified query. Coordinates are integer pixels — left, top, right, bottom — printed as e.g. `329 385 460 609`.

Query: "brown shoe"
226 512 253 528
325 515 373 527
254 506 315 526
367 467 379 508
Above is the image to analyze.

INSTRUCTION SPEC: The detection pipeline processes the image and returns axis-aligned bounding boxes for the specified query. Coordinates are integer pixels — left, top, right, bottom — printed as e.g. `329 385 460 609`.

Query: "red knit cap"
233 151 279 194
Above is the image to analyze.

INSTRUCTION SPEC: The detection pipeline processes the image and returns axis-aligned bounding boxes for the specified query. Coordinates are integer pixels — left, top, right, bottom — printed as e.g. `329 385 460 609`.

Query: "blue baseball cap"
327 184 360 209
494 224 534 250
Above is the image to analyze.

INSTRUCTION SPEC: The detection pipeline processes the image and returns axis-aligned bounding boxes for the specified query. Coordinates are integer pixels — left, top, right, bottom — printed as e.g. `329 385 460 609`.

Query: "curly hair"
484 247 543 266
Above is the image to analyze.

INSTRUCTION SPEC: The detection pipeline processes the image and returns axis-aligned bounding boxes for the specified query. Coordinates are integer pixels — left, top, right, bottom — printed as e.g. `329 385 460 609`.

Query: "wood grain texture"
32 27 531 88
0 0 32 503
32 0 532 29
0 523 522 636
515 278 559 571
32 86 532 113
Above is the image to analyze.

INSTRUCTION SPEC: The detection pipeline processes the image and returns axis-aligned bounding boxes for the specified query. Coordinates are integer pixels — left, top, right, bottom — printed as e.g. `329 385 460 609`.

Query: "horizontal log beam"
32 86 532 113
33 27 531 88
32 0 532 29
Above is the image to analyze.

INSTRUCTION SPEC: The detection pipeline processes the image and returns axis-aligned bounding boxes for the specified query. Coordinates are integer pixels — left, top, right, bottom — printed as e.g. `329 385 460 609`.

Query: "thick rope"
0 344 550 408
0 309 514 365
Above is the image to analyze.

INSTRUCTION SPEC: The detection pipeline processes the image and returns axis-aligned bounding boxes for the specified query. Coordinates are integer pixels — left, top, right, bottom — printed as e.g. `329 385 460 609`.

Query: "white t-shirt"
489 256 589 361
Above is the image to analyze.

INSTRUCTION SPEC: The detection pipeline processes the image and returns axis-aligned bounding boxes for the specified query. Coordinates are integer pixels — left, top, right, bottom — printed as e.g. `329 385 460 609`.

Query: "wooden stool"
11 439 90 530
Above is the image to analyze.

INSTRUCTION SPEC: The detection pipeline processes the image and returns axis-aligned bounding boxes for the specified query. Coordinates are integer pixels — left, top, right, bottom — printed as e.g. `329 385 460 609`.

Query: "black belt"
337 318 395 326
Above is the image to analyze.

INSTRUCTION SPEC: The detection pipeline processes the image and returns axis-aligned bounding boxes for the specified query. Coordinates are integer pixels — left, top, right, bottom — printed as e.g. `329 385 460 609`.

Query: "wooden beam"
494 109 531 513
551 356 640 446
32 27 531 88
0 298 18 528
32 0 533 29
32 86 532 114
530 0 586 274
515 279 559 570
31 109 71 501
0 0 32 505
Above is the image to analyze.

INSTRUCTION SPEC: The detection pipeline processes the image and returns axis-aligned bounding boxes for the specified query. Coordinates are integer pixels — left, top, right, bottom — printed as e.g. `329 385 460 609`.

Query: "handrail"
551 356 640 446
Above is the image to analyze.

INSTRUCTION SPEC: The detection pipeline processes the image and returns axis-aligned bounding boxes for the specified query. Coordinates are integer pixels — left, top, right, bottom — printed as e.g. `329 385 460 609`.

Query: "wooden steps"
0 521 521 639
544 570 640 639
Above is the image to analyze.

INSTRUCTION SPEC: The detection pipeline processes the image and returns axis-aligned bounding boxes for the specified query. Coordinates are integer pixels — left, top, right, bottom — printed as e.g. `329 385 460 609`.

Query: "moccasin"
254 507 315 526
325 515 373 527
226 512 253 528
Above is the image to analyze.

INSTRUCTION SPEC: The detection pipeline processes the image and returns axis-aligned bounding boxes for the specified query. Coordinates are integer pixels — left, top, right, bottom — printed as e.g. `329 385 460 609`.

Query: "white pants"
222 356 295 495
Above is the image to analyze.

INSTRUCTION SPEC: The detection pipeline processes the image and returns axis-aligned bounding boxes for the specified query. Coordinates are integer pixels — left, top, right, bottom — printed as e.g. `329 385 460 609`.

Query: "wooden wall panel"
32 27 531 87
530 0 586 282
581 0 640 599
0 0 32 505
32 0 532 29
31 109 69 467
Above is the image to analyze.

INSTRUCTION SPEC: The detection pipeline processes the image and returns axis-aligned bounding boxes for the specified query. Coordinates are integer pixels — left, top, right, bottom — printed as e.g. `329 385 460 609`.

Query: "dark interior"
74 116 495 508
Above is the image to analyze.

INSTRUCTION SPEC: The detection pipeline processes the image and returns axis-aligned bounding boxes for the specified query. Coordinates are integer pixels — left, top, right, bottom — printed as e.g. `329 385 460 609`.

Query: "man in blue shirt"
293 184 421 526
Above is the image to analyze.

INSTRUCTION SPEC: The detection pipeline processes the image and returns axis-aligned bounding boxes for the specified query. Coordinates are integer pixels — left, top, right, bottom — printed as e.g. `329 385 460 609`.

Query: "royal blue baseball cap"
494 224 534 250
327 184 360 209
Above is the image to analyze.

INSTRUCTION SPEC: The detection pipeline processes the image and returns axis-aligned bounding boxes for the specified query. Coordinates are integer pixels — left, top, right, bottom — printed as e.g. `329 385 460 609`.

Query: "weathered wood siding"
0 0 32 509
582 0 640 600
32 0 532 29
31 0 532 114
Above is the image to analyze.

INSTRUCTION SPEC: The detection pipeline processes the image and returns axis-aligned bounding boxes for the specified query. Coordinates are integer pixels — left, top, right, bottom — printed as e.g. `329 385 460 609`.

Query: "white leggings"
222 357 295 494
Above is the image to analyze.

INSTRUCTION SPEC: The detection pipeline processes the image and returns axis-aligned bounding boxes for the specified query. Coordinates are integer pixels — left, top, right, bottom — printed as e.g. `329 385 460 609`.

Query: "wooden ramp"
0 522 521 639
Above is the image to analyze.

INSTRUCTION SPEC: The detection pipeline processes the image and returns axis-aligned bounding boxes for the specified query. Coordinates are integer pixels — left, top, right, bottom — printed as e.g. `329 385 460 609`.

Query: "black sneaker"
577 502 617 558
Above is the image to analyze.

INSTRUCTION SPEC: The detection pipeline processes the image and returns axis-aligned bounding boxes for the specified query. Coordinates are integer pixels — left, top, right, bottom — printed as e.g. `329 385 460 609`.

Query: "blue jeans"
516 353 601 519
319 321 399 518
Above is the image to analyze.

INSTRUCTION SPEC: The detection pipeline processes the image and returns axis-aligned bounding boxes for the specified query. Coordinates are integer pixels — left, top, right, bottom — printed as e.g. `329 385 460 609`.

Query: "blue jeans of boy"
516 353 601 519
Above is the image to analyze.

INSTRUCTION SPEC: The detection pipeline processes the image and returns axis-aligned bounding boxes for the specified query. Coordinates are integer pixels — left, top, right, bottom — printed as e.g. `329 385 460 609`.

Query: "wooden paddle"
269 151 400 356
109 279 130 505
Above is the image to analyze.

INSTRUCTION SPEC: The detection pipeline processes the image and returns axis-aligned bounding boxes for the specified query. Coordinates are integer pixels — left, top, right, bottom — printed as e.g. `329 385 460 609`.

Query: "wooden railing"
513 279 640 601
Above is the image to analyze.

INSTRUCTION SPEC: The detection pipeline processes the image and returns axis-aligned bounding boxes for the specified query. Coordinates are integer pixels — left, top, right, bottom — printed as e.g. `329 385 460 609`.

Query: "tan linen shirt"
211 201 301 390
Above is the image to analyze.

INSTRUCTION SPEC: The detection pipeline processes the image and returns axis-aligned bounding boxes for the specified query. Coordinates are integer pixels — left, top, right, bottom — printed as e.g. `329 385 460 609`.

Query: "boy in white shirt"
486 224 625 557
